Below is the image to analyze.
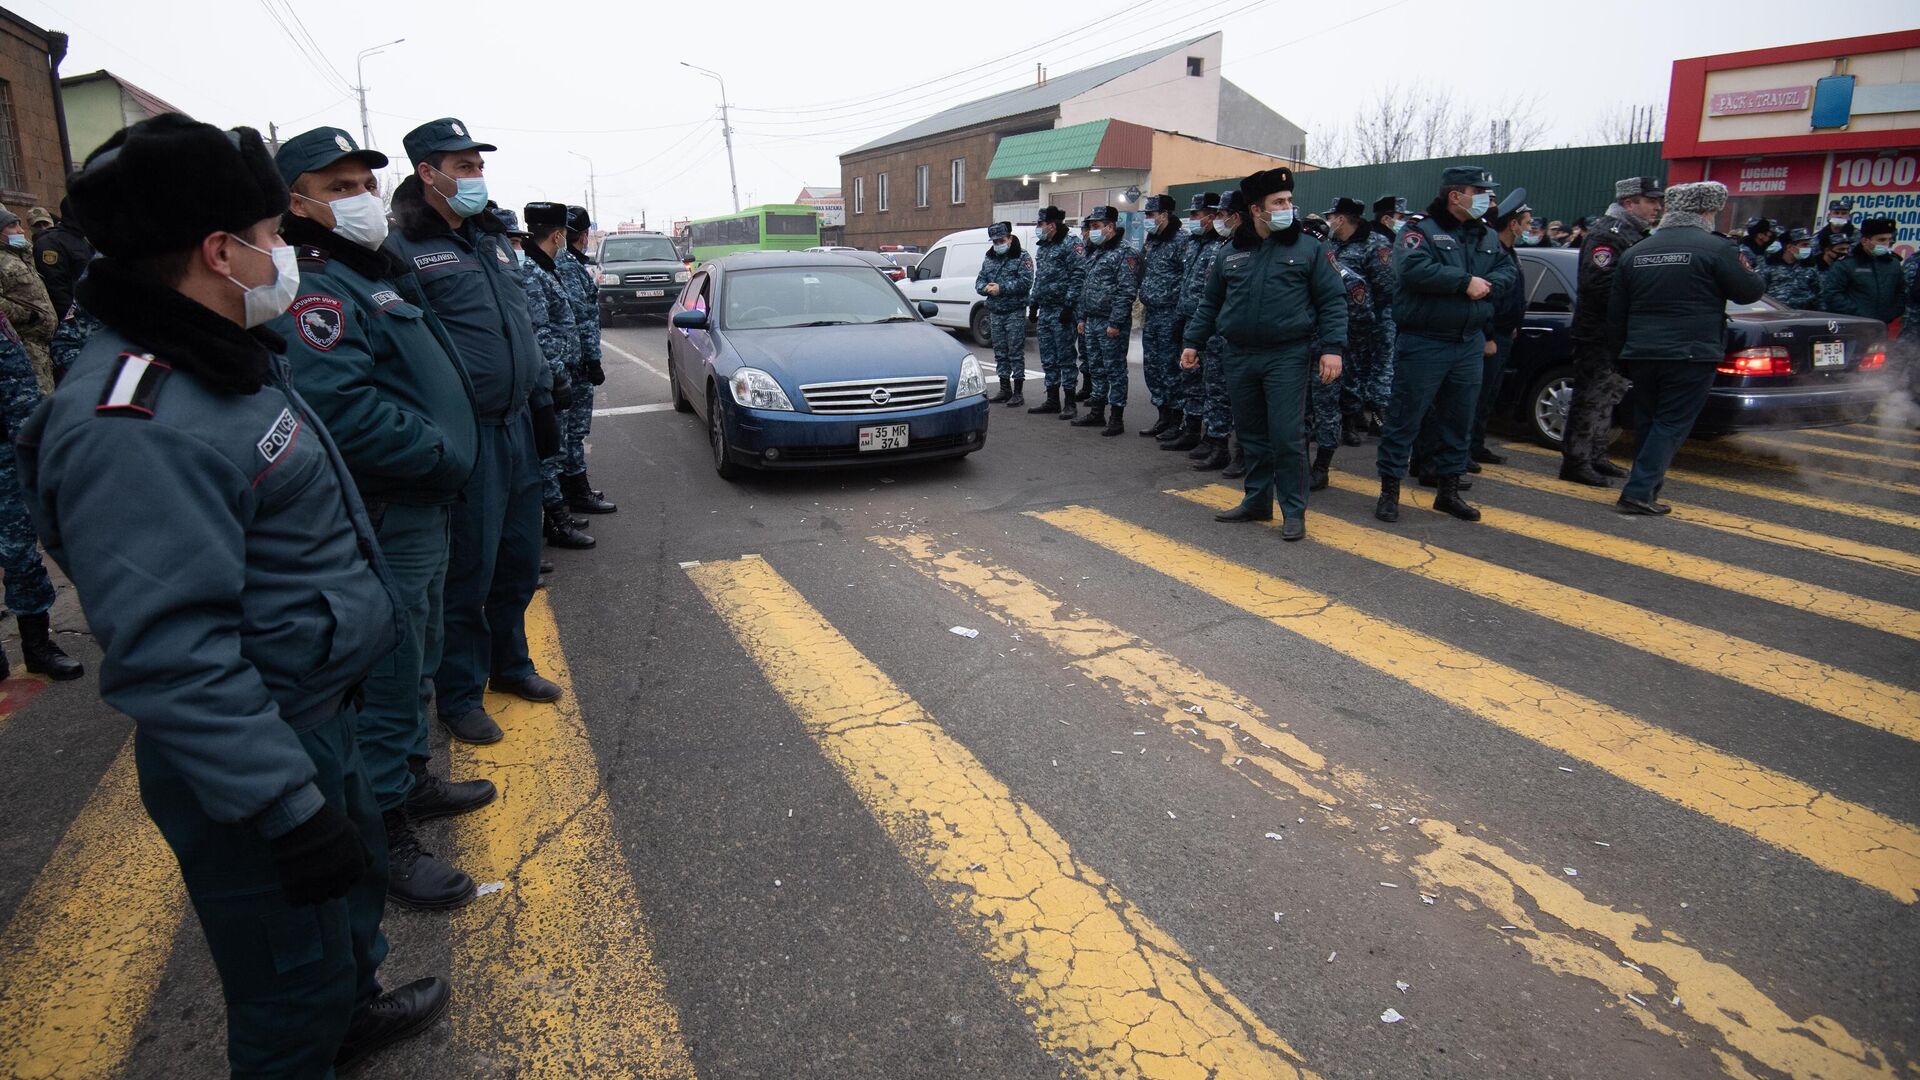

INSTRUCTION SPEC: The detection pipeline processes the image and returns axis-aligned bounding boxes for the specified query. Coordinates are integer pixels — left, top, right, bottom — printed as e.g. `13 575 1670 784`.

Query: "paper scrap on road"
948 626 980 639
1327 951 1337 963
1264 832 1285 841
475 881 505 897
1381 1008 1404 1023
1420 894 1436 905
1564 867 1579 877
1395 980 1410 994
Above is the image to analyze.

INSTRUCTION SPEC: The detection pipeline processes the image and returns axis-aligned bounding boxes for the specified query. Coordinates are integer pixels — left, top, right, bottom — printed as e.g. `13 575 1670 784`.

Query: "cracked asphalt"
0 321 1915 1079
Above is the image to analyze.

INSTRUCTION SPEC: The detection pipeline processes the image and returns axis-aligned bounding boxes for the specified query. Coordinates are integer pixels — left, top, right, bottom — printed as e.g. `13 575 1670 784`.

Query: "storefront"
1665 31 1920 254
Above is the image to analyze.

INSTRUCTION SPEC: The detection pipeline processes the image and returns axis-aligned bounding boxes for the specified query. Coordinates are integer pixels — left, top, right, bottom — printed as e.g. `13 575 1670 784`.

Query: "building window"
1186 57 1204 77
853 176 864 214
0 81 22 191
915 165 930 208
951 158 965 204
877 172 889 212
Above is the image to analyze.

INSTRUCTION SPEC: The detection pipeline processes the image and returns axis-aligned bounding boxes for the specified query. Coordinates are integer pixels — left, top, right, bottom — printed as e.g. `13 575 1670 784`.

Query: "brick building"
0 8 70 218
839 33 1304 251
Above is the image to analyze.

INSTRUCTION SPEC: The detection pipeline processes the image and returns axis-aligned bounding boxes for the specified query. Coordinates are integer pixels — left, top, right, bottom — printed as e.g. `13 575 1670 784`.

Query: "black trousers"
1620 359 1717 503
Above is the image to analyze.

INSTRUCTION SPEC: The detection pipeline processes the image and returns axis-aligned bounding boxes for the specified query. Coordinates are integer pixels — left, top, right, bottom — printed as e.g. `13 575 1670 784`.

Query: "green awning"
985 120 1111 180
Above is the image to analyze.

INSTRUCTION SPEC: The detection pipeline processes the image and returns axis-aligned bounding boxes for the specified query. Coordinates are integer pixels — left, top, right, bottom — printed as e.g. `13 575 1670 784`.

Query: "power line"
601 113 722 179
253 0 354 97
368 108 718 138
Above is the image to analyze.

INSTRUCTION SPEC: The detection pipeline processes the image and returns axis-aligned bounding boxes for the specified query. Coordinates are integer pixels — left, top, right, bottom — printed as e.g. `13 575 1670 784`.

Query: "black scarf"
75 256 279 395
526 242 558 276
281 213 405 280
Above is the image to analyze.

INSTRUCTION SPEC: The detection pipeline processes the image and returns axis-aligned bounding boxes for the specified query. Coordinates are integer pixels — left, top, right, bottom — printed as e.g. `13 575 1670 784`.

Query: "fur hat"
566 206 592 235
1036 205 1066 225
1662 181 1728 217
1861 217 1897 238
70 113 287 259
1240 168 1294 205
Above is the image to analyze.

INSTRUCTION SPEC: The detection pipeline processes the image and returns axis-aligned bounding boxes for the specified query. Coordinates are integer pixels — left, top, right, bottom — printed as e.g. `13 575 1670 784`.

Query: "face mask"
1213 218 1233 238
1269 208 1295 230
1829 215 1850 228
300 190 388 250
430 167 489 218
5 233 24 250
992 241 1009 255
1795 245 1812 259
1183 219 1202 234
1468 193 1491 218
1765 240 1782 254
1390 220 1405 235
227 236 299 328
515 249 527 266
1087 228 1105 246
1872 243 1892 257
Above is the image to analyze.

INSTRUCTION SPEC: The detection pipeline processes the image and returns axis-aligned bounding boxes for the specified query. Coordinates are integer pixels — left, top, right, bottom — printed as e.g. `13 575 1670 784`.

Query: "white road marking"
602 339 669 380
594 402 677 417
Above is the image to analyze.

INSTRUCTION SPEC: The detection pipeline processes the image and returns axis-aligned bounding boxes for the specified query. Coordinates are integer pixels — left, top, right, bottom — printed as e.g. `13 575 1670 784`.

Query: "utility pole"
267 122 280 155
682 62 740 212
569 150 599 224
354 38 405 149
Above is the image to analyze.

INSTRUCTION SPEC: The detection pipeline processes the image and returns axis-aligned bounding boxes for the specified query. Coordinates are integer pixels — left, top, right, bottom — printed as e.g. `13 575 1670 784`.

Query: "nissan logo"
870 387 892 405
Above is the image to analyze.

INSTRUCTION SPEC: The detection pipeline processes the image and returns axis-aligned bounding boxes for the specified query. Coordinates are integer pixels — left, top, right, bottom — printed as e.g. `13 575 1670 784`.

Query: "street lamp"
354 38 404 150
680 61 740 213
569 150 598 226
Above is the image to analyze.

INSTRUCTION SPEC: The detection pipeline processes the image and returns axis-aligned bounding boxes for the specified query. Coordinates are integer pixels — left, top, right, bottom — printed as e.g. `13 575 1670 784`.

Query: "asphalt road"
2 320 1917 1080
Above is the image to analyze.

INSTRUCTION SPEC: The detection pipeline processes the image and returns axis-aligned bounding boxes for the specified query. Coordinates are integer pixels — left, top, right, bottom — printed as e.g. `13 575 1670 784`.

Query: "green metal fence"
1169 142 1666 228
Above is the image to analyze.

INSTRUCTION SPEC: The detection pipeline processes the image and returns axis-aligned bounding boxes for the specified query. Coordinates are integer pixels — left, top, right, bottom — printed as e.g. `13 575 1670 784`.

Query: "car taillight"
1717 346 1792 376
1860 346 1888 370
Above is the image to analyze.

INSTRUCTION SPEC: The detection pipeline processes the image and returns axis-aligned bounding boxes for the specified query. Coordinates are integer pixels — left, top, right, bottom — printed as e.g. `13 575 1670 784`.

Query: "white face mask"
1213 218 1233 238
300 190 388 250
227 236 300 328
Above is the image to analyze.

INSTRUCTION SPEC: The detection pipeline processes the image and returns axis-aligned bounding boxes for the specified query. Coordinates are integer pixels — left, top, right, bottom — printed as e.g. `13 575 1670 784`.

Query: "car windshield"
600 237 680 263
723 266 914 329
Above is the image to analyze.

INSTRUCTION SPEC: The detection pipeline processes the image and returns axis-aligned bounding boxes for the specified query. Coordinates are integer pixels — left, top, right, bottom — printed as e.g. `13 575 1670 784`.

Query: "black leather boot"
544 504 595 549
1433 475 1482 521
1590 456 1627 478
334 976 452 1073
1101 405 1126 437
404 759 497 821
18 612 82 681
1221 438 1248 479
988 377 1012 404
1470 445 1507 465
1341 412 1365 446
1071 401 1106 428
383 808 476 911
1077 371 1093 401
1028 386 1059 414
1057 388 1078 420
564 473 616 514
1375 476 1402 523
1559 457 1611 487
1140 404 1176 437
1191 437 1230 471
1309 446 1335 491
1006 380 1025 407
1164 416 1204 451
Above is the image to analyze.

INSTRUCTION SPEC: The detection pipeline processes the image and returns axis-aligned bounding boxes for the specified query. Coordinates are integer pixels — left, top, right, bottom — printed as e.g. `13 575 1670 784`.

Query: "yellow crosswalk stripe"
1500 442 1920 532
0 740 188 1080
451 593 697 1079
1031 506 1920 903
1673 442 1920 499
1730 433 1920 471
1852 423 1920 442
1799 428 1920 453
1480 458 1920 576
876 532 1900 1080
687 555 1319 1080
1320 471 1920 643
1175 483 1920 741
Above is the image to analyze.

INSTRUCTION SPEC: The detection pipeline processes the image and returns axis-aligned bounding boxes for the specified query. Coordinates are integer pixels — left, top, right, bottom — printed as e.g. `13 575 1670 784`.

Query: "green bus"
686 203 819 262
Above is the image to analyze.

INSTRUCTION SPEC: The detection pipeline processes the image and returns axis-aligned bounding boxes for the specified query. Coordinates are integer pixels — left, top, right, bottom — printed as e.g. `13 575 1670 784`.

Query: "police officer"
1737 216 1777 273
1375 165 1515 524
1063 215 1098 417
1369 194 1407 243
1136 194 1187 437
1522 217 1549 248
1761 227 1819 309
1326 196 1397 444
1606 181 1766 514
1819 216 1904 323
273 126 493 912
560 206 615 514
976 221 1033 406
1071 205 1140 436
30 196 92 320
1183 168 1346 540
1815 198 1856 252
1187 190 1244 473
1163 191 1220 450
1472 190 1531 466
1025 205 1083 415
1561 176 1663 487
20 112 446 1076
0 311 81 681
1300 215 1372 489
0 210 57 391
387 118 563 745
521 201 594 552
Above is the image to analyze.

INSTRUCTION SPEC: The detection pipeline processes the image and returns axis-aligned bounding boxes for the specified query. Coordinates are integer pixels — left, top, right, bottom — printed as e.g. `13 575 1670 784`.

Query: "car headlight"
674 270 691 283
729 367 795 411
956 355 984 399
597 272 619 285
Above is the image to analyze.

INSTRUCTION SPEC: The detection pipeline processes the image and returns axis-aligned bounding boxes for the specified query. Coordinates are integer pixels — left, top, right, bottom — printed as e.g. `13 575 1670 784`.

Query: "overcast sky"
20 0 1916 229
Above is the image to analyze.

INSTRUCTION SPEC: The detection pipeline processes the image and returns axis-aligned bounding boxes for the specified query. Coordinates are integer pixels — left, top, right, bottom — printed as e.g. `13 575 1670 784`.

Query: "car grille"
800 376 949 414
603 272 674 286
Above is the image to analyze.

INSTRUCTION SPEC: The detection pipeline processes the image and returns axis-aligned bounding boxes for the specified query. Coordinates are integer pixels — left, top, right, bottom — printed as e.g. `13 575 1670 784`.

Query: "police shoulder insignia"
96 352 171 417
257 407 300 464
1375 246 1392 264
40 249 57 266
1590 246 1615 269
1348 283 1368 304
291 295 346 351
1400 230 1425 249
495 245 513 266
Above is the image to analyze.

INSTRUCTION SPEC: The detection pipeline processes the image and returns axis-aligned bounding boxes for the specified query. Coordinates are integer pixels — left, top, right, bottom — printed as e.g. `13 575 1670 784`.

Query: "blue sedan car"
664 252 991 478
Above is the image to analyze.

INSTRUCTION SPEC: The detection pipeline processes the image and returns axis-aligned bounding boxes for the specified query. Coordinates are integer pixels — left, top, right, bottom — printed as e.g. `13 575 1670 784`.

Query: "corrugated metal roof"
1167 142 1667 230
986 120 1109 179
845 36 1211 156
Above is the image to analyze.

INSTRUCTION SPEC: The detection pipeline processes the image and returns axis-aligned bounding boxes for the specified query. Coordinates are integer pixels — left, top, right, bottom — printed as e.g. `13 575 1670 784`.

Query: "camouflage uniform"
1330 230 1397 417
521 254 579 510
1029 231 1084 391
1174 226 1220 417
1763 253 1821 310
974 242 1035 384
1185 237 1234 438
1564 205 1647 471
1138 226 1186 407
0 247 57 392
1899 253 1920 396
0 314 55 617
1078 240 1139 407
555 248 599 479
51 303 104 383
1313 264 1376 448
1071 237 1095 390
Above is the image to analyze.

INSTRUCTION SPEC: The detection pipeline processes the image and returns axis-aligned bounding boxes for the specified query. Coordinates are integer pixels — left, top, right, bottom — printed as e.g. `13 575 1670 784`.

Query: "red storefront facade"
1664 30 1920 255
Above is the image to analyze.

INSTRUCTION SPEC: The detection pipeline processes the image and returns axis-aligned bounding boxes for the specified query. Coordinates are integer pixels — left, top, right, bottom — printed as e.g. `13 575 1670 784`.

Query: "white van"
900 225 1040 347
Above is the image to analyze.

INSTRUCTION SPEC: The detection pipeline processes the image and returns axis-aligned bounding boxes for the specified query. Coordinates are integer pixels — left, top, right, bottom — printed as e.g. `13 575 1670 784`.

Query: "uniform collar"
281 213 404 280
77 256 279 395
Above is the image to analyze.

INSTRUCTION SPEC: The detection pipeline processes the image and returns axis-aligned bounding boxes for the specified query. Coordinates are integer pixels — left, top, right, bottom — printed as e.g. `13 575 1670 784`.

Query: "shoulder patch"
96 353 171 417
291 295 345 351
40 249 58 266
257 407 300 464
1400 229 1425 249
1374 245 1392 264
494 245 513 266
1589 246 1614 269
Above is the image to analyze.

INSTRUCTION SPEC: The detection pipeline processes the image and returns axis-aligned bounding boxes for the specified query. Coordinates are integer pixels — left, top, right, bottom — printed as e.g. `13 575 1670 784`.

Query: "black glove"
586 361 606 386
551 374 575 410
1059 307 1075 329
532 402 562 459
270 802 368 906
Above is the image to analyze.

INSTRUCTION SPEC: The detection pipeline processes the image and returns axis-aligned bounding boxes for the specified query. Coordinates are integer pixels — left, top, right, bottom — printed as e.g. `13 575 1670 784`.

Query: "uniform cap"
1743 216 1775 233
1827 198 1854 213
1783 227 1813 243
275 126 388 187
1372 194 1406 216
1239 167 1294 204
1326 196 1368 220
566 205 592 234
1142 194 1178 215
1495 186 1530 220
1036 205 1066 225
1440 165 1497 189
522 201 568 230
1217 190 1249 214
0 209 17 231
490 207 527 236
403 117 497 166
1614 176 1664 199
1083 205 1119 224
1187 191 1220 213
25 206 52 228
69 113 287 259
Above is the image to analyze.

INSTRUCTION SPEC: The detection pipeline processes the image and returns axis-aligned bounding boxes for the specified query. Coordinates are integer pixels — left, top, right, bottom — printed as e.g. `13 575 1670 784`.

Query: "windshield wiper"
867 315 917 323
786 319 852 327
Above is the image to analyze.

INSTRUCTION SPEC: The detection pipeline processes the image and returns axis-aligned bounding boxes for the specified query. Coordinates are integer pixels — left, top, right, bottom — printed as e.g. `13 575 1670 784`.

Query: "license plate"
1813 340 1845 368
635 289 665 298
858 423 909 452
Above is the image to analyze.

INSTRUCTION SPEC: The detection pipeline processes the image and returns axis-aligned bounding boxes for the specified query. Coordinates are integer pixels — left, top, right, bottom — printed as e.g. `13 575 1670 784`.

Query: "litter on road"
1381 1008 1405 1023
948 626 980 638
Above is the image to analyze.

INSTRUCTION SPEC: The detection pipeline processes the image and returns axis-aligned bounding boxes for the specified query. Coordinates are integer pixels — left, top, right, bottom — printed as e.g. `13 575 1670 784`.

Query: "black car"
1496 248 1892 446
595 232 690 323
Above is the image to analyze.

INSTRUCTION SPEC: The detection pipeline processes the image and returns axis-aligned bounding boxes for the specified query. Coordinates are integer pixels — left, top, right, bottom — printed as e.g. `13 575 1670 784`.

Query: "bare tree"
1589 101 1666 146
1310 83 1550 166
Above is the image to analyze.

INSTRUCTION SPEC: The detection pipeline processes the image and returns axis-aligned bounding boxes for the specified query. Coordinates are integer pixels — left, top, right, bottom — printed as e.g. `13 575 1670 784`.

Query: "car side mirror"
913 266 930 281
916 301 937 318
671 309 709 330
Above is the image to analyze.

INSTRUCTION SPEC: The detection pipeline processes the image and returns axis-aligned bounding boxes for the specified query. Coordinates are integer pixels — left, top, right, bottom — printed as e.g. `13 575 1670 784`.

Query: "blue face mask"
1390 220 1405 234
1872 243 1893 257
1795 245 1812 260
1269 208 1295 230
992 241 1009 255
4 233 25 250
1087 228 1105 246
1183 219 1202 234
431 166 490 219
1765 240 1782 254
1469 193 1491 218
